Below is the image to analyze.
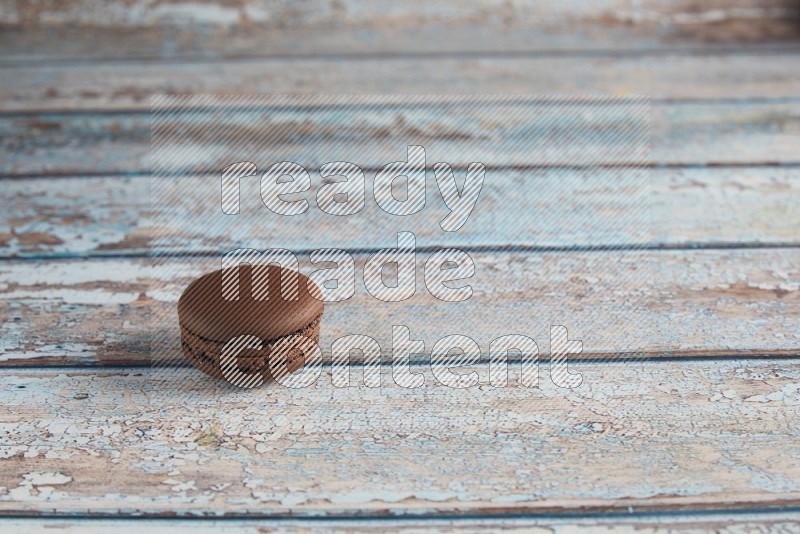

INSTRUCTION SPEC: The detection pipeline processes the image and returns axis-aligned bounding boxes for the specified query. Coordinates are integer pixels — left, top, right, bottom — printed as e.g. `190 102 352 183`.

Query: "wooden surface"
2 359 800 517
3 54 800 113
1 0 799 530
6 514 800 533
1 249 798 367
2 167 799 258
3 101 800 177
2 0 799 63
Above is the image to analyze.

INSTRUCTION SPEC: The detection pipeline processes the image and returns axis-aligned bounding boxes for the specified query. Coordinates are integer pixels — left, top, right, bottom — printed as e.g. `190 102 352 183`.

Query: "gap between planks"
3 44 800 68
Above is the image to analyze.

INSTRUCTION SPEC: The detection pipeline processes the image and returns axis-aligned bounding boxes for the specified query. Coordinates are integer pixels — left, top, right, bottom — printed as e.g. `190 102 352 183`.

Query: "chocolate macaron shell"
177 265 323 343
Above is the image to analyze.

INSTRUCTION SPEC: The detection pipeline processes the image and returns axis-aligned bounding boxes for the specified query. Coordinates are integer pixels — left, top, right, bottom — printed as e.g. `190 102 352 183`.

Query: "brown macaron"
178 265 323 384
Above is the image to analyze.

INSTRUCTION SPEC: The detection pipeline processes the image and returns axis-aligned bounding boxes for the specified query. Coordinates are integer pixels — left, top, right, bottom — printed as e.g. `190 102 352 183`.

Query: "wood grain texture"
2 53 800 112
1 167 798 258
2 100 800 177
1 249 797 367
2 0 799 63
4 514 800 532
1 0 799 523
1 359 800 517
0 0 672 27
4 0 795 30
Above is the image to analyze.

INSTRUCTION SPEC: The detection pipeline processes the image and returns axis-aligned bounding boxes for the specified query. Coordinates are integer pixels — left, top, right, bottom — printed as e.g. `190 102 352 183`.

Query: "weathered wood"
1 249 797 367
3 514 800 532
1 359 800 516
2 54 800 112
1 1 797 522
1 167 798 258
0 0 658 27
2 100 799 176
2 0 798 63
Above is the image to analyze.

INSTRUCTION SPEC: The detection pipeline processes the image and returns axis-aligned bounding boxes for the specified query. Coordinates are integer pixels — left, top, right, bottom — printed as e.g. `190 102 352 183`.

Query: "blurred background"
2 0 800 175
2 0 800 109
